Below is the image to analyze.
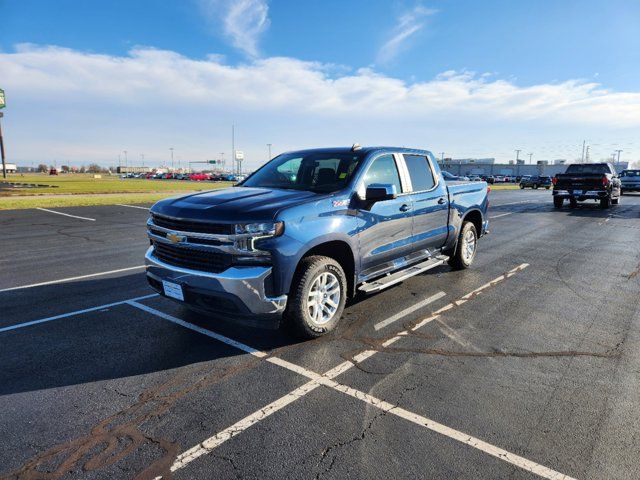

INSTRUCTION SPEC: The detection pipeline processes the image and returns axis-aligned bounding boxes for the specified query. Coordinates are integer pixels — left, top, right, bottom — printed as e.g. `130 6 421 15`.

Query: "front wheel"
448 221 477 270
533 184 539 189
285 256 347 339
519 184 525 189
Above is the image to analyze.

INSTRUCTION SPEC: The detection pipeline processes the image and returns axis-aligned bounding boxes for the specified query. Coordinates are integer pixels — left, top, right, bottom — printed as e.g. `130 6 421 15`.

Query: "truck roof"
281 146 434 157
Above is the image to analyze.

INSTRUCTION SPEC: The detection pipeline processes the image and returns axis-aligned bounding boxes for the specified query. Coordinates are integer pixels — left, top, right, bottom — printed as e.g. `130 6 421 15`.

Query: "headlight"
235 222 284 237
234 222 284 252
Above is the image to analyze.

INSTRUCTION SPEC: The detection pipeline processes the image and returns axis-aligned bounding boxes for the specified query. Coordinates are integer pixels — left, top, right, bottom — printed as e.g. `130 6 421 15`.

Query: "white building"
1 163 17 174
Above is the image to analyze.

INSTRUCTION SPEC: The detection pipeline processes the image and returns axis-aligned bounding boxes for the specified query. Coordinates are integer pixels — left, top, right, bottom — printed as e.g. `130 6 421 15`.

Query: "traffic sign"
208 160 217 164
0 89 5 109
235 150 244 161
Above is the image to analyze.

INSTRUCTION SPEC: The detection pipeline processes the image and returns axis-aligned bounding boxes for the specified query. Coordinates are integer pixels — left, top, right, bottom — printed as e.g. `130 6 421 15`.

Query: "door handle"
400 204 411 212
437 197 446 205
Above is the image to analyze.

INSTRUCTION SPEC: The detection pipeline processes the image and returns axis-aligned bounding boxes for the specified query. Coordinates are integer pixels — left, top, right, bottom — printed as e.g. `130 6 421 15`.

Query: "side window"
363 155 402 193
276 157 302 183
403 155 435 192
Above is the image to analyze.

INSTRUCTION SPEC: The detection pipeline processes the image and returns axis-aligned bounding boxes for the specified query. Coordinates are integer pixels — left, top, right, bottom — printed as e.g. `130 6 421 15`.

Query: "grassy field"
0 173 233 210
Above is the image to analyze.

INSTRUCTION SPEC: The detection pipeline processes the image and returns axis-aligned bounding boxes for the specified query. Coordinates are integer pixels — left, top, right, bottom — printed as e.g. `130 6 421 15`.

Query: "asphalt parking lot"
1 190 639 480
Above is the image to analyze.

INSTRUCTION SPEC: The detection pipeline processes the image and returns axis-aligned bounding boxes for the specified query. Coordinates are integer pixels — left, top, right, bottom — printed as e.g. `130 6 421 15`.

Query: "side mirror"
365 183 397 202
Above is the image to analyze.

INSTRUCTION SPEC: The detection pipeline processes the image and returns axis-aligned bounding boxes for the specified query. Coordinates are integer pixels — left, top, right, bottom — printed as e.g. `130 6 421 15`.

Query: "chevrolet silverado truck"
145 146 489 338
552 163 621 209
620 169 640 194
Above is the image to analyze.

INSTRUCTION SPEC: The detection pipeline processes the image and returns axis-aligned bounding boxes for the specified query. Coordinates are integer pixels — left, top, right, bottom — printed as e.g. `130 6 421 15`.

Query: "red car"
189 173 209 181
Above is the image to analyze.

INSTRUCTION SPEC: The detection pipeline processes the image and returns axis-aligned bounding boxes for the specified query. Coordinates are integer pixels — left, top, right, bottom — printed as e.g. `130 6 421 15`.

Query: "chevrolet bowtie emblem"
166 232 186 244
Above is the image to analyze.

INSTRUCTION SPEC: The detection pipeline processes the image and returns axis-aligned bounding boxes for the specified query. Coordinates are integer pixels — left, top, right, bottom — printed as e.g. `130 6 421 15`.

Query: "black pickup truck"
552 163 621 209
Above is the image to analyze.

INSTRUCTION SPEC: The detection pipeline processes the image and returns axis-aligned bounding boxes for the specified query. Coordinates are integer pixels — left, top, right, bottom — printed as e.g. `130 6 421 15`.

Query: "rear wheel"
600 197 611 209
285 256 347 339
448 221 477 270
533 184 539 189
553 197 564 208
545 186 550 190
569 198 578 208
519 184 525 189
612 196 620 205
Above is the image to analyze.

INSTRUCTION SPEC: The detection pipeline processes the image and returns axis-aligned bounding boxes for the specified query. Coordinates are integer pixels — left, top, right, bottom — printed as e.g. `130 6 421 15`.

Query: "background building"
439 159 629 177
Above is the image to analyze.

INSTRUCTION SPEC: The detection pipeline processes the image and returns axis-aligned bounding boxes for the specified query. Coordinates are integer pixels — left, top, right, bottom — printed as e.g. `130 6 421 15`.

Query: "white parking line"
116 204 150 210
491 200 536 207
489 212 513 219
0 266 146 293
36 207 96 221
0 293 158 333
374 291 446 330
136 264 570 479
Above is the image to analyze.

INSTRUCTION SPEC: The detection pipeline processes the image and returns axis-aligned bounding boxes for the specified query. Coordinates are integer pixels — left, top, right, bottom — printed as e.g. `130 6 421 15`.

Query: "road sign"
208 160 217 164
0 89 5 109
235 150 244 161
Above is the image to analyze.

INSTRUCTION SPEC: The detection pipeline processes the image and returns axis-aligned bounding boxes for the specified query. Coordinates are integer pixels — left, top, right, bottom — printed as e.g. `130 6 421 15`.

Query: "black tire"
600 197 611 209
519 184 525 189
612 196 620 205
569 198 578 208
533 184 539 189
545 186 550 190
284 255 347 339
448 221 477 270
553 197 564 208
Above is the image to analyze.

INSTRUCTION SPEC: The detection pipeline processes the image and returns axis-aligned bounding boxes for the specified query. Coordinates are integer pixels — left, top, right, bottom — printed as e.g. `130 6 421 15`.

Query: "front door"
357 154 414 278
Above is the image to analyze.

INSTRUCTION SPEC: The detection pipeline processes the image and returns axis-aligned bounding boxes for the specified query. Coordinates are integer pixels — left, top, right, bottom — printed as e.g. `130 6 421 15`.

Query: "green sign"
0 89 5 109
208 159 217 164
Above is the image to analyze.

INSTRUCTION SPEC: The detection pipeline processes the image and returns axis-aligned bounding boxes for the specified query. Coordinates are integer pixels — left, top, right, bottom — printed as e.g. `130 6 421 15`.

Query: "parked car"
442 171 470 181
189 173 209 181
619 169 640 194
145 146 489 338
552 163 621 208
520 175 551 189
49 168 58 175
468 175 482 181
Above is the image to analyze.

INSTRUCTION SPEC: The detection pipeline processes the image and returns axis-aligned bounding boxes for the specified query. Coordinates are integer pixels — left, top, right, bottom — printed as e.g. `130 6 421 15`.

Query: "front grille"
153 242 233 273
151 214 234 235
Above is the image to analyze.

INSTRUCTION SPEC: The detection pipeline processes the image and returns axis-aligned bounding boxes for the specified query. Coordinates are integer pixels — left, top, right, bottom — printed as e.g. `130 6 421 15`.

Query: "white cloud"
1 44 640 166
199 0 270 57
377 5 438 65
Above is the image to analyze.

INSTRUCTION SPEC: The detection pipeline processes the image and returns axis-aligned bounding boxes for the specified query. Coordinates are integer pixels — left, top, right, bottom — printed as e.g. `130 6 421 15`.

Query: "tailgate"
555 174 604 190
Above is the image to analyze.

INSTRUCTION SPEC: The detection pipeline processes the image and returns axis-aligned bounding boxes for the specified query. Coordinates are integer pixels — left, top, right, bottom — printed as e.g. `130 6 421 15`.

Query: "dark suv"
520 175 551 189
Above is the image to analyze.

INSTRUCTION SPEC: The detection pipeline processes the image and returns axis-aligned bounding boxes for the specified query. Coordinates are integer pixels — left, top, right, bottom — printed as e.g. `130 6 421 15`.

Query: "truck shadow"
0 273 303 396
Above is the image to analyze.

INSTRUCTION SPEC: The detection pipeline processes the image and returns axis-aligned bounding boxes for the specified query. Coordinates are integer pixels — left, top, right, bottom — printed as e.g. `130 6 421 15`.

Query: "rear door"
357 153 414 277
401 153 450 252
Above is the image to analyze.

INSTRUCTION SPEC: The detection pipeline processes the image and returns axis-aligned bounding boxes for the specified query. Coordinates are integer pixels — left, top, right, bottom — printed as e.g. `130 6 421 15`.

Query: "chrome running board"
358 255 449 293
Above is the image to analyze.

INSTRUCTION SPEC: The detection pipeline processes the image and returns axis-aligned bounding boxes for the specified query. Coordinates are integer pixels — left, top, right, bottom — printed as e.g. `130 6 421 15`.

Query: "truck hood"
151 186 322 222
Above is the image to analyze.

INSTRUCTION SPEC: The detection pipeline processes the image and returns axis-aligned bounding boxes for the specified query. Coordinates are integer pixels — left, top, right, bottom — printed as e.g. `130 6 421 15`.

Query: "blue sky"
1 0 640 167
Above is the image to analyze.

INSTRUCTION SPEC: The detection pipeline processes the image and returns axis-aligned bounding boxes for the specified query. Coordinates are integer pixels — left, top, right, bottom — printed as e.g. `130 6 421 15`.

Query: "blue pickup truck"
145 146 489 337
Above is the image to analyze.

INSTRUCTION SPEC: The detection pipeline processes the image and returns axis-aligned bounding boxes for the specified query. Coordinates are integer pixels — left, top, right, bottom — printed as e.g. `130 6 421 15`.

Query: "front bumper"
145 247 287 328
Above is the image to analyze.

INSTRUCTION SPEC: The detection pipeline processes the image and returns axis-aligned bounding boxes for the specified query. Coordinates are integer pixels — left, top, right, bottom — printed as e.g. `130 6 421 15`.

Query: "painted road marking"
139 264 571 479
0 293 158 333
374 291 446 330
127 301 267 358
116 204 150 210
0 265 146 293
491 200 537 207
36 207 96 221
489 212 513 219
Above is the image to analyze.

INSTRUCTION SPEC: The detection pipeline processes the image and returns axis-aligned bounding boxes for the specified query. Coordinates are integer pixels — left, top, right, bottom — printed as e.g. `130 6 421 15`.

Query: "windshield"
565 164 611 174
241 151 365 193
621 170 640 177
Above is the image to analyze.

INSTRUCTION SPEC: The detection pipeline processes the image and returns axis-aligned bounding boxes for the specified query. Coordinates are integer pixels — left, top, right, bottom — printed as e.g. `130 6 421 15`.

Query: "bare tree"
37 163 48 173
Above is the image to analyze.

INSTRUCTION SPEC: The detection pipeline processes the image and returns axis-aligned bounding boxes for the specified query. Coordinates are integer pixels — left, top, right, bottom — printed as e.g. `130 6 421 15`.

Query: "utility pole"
220 152 225 172
528 153 533 163
123 150 128 170
140 153 145 167
615 149 622 165
585 145 590 162
580 140 586 162
0 89 6 179
169 147 174 170
267 143 272 160
515 149 521 163
231 124 236 174
439 152 445 162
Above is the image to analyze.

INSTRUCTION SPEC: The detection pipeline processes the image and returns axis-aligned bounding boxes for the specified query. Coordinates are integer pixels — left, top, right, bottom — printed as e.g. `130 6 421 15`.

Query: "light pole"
123 150 128 170
267 143 272 160
140 153 145 167
169 147 174 170
615 149 623 165
528 153 533 163
0 113 7 179
439 152 445 162
515 149 521 163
